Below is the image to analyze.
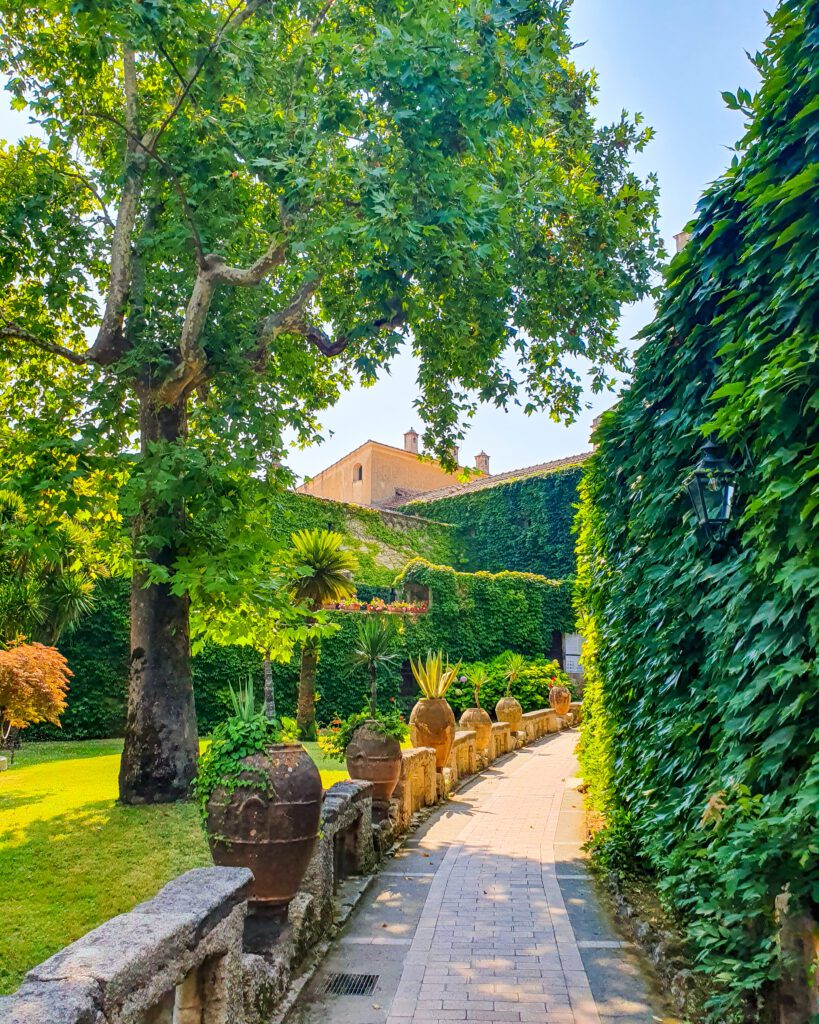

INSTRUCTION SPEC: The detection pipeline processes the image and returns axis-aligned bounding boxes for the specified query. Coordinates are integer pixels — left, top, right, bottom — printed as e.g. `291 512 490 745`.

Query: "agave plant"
503 652 526 698
410 651 461 699
468 665 490 709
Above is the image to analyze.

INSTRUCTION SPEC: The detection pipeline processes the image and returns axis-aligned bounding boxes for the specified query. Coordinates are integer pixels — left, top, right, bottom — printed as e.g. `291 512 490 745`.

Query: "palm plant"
468 665 490 709
410 651 461 699
290 529 356 738
503 652 526 698
350 616 400 717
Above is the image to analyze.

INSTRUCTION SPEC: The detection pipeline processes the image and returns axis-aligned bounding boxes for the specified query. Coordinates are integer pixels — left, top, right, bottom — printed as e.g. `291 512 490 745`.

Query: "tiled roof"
385 452 592 507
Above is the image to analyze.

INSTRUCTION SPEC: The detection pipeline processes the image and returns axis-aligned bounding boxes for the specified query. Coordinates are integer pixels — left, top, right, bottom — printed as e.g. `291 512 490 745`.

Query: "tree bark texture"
119 396 199 804
296 641 319 739
263 650 276 720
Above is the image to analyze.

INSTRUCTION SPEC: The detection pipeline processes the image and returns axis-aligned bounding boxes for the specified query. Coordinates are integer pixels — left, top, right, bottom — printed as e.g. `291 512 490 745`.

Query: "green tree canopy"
0 0 660 800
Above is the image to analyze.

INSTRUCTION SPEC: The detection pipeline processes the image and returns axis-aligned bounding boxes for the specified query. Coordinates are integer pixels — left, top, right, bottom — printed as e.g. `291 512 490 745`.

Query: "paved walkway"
288 732 671 1024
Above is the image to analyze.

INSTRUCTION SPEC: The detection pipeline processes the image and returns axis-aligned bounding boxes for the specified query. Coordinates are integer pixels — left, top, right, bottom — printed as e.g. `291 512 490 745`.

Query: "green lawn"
0 738 348 994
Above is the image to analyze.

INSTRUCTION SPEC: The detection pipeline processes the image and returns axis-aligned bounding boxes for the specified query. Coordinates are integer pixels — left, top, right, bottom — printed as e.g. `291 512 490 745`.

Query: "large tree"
0 0 660 802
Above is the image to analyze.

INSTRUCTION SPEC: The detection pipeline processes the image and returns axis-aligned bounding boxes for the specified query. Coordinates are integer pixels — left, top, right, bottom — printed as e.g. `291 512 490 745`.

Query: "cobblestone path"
288 732 671 1024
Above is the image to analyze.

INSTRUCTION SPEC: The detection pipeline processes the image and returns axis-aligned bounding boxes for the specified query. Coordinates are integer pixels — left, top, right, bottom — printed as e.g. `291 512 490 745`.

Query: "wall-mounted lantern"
685 437 737 544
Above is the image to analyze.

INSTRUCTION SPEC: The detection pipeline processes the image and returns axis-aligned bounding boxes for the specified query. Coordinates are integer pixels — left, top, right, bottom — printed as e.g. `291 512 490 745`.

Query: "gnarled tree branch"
251 279 407 366
89 46 143 366
0 322 92 366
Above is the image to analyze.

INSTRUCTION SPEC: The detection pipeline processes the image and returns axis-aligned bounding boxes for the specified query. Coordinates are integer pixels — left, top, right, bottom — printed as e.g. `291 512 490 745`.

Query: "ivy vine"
576 4 819 1020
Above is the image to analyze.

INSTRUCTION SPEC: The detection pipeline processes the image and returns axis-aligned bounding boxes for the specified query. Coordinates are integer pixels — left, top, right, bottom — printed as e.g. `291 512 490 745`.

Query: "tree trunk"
296 641 319 740
119 395 199 804
263 649 276 720
369 666 377 718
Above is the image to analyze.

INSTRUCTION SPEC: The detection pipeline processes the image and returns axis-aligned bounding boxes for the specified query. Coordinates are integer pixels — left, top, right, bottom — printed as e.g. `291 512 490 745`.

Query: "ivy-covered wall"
576 5 819 1020
48 553 573 738
403 464 584 578
266 489 462 586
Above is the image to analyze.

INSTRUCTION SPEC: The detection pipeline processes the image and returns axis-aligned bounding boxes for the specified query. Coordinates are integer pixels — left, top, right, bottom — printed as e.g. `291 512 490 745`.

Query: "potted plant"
321 706 408 802
549 679 572 716
195 680 322 916
409 651 460 768
495 652 525 732
320 617 407 801
458 666 492 758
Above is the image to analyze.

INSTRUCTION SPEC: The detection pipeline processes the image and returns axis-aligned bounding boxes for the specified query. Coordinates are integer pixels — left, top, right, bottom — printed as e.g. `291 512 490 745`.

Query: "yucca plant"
468 665 490 709
350 615 400 717
503 653 526 698
290 529 357 739
410 651 461 699
227 676 257 724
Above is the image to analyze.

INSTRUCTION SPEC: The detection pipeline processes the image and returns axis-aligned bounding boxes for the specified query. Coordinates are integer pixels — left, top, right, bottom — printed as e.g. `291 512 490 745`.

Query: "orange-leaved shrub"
0 642 71 741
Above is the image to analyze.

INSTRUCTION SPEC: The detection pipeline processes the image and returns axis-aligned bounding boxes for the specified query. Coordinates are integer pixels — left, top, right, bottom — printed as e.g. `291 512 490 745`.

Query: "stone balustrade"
522 709 551 742
439 729 478 797
392 746 437 832
0 866 252 1024
0 703 582 1024
489 721 512 760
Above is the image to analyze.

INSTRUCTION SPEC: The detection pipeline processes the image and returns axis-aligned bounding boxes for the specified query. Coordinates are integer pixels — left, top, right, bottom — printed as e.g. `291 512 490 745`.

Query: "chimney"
475 451 490 475
403 427 419 454
674 230 692 253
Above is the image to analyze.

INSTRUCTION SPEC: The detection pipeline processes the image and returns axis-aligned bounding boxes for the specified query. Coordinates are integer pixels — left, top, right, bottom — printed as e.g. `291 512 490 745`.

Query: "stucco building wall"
297 441 467 507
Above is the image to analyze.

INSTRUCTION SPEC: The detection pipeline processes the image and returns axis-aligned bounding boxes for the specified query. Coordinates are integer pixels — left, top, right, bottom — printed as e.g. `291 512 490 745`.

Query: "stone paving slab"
287 734 672 1024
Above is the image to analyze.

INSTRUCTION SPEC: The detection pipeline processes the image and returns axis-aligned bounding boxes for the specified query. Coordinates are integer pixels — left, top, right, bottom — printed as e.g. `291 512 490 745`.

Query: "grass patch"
0 737 348 994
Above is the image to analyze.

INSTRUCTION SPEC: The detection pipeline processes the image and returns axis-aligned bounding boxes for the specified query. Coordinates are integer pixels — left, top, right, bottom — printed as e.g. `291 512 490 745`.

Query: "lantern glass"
685 439 736 540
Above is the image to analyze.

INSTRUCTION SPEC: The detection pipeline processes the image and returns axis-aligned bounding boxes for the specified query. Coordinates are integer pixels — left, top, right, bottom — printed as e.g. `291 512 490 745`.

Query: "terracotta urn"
495 695 523 732
549 685 572 717
345 720 402 802
459 707 492 755
410 698 456 769
206 744 322 913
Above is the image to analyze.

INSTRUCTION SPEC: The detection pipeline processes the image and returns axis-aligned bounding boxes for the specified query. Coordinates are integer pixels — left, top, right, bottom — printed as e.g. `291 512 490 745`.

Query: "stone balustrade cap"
25 867 252 1009
453 729 476 743
0 979 101 1024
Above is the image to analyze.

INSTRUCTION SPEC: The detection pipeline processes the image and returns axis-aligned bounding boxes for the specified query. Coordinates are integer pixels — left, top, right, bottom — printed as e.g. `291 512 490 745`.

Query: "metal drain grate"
323 973 379 997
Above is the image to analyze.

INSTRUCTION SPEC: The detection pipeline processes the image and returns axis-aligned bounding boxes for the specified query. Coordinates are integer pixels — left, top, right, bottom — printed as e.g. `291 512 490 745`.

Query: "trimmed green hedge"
576 5 819 1020
403 465 584 578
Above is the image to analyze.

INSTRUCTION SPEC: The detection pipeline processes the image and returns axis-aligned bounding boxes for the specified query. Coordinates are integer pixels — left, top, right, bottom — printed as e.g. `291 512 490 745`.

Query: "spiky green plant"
503 653 526 698
350 615 400 716
468 665 490 709
410 651 461 699
227 676 257 724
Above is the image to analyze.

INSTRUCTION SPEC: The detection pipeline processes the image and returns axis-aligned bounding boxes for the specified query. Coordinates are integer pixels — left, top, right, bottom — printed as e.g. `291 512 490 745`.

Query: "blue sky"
0 1 771 480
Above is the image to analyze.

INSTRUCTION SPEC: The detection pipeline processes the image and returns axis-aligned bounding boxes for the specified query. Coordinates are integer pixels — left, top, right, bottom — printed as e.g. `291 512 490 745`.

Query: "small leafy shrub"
0 642 71 742
318 706 408 762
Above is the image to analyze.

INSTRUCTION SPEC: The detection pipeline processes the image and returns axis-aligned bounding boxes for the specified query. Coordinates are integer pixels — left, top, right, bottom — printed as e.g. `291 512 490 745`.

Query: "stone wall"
0 867 253 1024
0 705 578 1024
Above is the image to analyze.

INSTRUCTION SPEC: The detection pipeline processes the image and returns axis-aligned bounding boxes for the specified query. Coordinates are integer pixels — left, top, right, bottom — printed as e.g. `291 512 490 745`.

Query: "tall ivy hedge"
395 559 572 663
46 554 573 738
404 464 584 578
576 4 819 1020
